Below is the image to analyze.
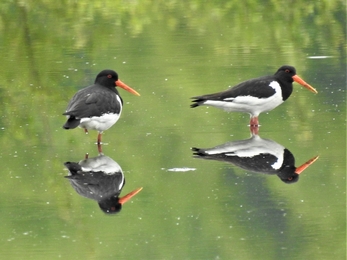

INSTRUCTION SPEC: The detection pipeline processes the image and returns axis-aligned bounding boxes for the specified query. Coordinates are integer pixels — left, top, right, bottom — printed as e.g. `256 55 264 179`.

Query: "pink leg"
97 132 103 153
249 116 259 127
249 116 260 134
97 132 102 144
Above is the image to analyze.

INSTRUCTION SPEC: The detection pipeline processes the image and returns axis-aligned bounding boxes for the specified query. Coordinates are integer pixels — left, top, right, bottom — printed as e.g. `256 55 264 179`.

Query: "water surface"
0 1 345 259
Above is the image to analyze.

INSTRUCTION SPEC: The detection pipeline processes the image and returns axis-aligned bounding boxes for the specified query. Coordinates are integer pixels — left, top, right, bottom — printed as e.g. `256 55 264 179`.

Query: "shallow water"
0 1 345 259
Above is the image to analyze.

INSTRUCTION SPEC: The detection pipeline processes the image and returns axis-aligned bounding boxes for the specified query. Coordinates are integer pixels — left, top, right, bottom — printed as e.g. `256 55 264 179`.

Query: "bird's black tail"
190 98 204 108
191 147 206 156
190 102 200 108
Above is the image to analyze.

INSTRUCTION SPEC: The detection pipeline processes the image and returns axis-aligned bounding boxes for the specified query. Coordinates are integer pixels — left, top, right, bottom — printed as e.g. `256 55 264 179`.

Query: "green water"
0 1 345 259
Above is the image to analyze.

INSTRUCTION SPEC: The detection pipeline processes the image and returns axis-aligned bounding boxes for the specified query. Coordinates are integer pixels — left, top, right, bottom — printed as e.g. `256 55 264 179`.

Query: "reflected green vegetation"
0 0 345 259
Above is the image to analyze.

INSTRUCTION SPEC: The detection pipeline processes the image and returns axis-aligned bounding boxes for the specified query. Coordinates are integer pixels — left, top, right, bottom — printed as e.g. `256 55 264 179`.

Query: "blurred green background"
0 1 345 259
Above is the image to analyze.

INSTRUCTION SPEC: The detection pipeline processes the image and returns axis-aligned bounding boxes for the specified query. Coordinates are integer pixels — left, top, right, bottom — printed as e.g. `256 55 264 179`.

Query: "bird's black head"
95 69 119 88
277 151 299 184
97 187 143 214
274 65 298 101
277 152 318 184
278 173 300 184
94 69 140 96
276 65 318 95
275 65 297 81
98 197 123 214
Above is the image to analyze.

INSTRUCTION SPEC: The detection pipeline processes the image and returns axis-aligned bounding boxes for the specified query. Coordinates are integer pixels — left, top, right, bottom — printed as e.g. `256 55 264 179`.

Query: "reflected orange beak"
292 75 318 94
295 155 319 174
119 187 143 205
116 79 140 96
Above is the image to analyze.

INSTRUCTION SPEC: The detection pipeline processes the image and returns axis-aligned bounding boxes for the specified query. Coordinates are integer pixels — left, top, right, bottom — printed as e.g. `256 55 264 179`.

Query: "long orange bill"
119 187 143 205
295 155 319 174
116 79 140 96
292 75 318 94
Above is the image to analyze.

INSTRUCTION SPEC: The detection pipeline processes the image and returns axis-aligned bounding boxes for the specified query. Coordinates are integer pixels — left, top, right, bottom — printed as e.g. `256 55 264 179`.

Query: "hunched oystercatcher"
64 154 142 214
63 70 140 146
190 65 317 127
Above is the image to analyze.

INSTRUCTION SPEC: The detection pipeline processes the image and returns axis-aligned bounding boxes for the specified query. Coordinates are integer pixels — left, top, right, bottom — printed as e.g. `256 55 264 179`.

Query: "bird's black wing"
63 85 122 118
191 76 276 104
66 171 124 199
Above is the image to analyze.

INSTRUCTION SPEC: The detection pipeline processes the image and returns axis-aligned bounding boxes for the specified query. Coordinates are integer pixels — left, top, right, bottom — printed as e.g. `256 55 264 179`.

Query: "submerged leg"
250 125 259 135
97 142 103 154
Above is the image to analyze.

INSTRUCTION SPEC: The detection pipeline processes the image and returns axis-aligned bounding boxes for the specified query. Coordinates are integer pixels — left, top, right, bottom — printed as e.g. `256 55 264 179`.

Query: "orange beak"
295 155 319 174
292 75 318 94
116 79 140 96
118 187 143 205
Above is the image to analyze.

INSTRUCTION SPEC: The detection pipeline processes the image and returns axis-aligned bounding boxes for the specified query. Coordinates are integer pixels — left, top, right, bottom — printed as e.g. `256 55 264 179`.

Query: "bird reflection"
192 134 318 184
64 153 142 214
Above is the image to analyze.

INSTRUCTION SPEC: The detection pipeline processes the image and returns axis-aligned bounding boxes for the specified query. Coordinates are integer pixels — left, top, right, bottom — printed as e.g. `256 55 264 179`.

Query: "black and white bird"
64 154 142 214
63 70 140 144
192 134 319 184
191 65 317 127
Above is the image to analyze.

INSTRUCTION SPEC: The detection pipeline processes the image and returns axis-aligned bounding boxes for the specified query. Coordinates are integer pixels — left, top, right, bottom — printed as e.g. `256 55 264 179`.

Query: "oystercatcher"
190 65 317 126
192 134 319 184
64 154 142 214
63 70 140 144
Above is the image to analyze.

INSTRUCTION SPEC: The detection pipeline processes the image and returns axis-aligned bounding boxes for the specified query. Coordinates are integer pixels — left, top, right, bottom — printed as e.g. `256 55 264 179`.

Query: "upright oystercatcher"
190 65 317 127
63 70 140 144
192 134 319 184
64 154 142 214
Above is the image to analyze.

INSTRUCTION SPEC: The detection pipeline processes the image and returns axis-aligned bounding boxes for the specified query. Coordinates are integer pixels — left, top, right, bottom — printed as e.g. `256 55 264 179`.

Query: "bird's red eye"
288 177 293 181
107 74 112 78
285 69 290 73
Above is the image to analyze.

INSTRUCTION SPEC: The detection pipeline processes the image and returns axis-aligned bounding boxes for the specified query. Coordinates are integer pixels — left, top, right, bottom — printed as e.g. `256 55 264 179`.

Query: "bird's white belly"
79 112 121 132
